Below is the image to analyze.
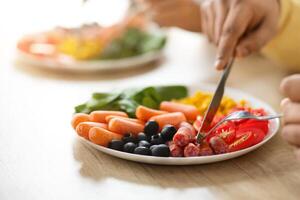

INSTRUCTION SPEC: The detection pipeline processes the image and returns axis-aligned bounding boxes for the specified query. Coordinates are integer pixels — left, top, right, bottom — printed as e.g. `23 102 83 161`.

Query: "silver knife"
196 58 234 143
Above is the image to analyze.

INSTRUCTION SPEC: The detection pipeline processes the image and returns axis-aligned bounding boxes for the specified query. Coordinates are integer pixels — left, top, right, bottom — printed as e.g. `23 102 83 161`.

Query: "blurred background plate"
15 24 166 73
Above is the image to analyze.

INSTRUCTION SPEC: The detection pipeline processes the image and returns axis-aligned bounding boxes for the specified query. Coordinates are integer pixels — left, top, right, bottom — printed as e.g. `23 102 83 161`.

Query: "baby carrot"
76 122 108 140
150 112 187 129
71 113 90 129
90 111 128 123
135 105 167 121
105 115 128 122
105 115 145 125
108 118 144 136
160 101 200 121
89 127 122 147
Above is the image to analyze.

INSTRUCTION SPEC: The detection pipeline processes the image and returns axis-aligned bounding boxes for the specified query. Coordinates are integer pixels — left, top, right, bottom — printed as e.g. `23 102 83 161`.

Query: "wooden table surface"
1 0 299 200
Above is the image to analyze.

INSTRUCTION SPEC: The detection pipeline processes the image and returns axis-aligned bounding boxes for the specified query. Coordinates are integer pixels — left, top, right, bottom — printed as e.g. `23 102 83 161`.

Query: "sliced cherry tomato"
228 131 255 152
215 122 236 144
239 120 269 135
236 127 265 145
251 128 265 145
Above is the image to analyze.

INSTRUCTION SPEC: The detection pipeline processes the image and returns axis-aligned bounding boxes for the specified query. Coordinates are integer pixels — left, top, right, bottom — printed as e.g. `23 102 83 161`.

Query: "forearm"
141 0 202 32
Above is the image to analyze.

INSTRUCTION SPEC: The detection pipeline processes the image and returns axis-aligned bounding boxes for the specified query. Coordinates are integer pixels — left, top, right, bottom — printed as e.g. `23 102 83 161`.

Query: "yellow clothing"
262 0 300 71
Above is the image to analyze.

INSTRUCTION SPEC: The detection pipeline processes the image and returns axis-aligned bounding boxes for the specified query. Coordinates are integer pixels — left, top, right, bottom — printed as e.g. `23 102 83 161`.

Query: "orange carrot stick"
90 111 128 123
76 122 108 140
160 101 200 121
150 112 187 129
105 115 145 125
108 118 144 136
71 113 90 129
89 127 122 147
135 105 167 121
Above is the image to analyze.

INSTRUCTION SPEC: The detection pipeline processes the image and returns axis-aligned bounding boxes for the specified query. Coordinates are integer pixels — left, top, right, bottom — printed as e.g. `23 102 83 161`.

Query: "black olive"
138 140 151 148
133 146 151 156
150 134 165 145
160 125 177 141
151 144 170 157
137 132 150 142
149 145 158 151
122 133 137 144
123 142 137 153
108 140 124 151
144 120 159 136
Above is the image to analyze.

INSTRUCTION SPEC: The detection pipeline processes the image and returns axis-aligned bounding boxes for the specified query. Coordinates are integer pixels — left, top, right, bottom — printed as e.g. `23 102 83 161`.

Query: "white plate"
16 25 165 72
16 50 164 72
78 84 280 165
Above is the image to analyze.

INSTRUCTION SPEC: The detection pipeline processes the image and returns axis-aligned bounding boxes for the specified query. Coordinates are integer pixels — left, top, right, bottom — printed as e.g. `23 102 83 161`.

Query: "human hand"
134 0 202 32
280 74 300 159
200 0 280 70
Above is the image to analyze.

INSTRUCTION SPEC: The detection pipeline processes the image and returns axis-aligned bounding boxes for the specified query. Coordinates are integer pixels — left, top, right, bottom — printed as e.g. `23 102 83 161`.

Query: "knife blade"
196 58 234 143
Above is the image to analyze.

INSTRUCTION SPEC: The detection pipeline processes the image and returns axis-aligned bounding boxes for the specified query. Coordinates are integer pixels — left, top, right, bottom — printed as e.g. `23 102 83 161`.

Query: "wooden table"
1 1 299 199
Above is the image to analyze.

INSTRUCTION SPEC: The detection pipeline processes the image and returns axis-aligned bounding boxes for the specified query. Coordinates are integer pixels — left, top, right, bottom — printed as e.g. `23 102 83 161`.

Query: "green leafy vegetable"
75 85 188 117
100 28 166 60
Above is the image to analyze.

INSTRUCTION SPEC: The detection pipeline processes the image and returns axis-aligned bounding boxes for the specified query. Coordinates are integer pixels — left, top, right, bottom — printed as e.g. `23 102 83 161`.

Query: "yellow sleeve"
262 0 300 71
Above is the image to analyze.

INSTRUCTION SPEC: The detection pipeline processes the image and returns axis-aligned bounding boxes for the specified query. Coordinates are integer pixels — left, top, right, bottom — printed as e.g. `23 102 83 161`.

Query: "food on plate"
134 146 152 155
177 91 247 115
89 127 122 147
108 117 144 136
150 134 165 145
168 141 184 157
123 142 138 153
71 113 90 129
149 112 187 129
209 136 229 154
72 85 272 158
76 122 108 140
150 144 170 157
75 85 188 117
173 127 193 147
143 120 159 137
160 101 200 121
90 111 128 123
184 143 200 157
17 15 166 61
136 105 167 121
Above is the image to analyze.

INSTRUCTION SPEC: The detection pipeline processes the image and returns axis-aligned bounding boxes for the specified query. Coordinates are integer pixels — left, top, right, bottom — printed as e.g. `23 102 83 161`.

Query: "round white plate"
78 84 280 165
16 50 164 72
16 25 165 72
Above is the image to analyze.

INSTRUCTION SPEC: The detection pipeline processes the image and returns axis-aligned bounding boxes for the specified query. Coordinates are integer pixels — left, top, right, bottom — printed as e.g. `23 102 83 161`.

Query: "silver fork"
203 110 283 138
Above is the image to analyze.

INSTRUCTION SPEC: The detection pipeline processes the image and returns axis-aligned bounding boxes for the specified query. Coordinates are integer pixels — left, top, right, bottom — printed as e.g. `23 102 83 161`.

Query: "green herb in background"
75 85 188 117
100 28 166 60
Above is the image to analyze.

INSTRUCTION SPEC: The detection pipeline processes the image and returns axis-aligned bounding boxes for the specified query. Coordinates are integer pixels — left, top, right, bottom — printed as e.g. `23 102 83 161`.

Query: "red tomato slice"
239 120 269 135
228 131 255 152
252 128 265 145
236 127 265 145
214 122 236 144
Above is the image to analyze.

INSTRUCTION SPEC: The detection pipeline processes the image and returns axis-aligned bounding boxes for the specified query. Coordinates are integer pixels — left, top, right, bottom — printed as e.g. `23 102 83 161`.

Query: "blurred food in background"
17 15 166 61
